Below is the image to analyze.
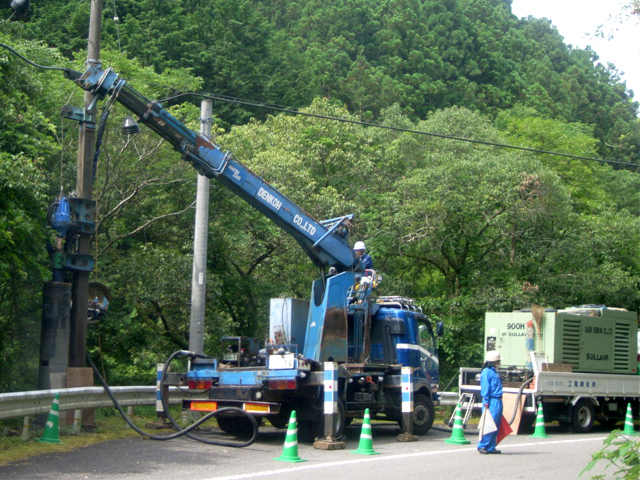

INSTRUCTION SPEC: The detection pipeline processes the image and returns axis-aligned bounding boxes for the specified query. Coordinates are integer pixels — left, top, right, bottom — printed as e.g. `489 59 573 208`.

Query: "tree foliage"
582 430 640 479
0 1 639 390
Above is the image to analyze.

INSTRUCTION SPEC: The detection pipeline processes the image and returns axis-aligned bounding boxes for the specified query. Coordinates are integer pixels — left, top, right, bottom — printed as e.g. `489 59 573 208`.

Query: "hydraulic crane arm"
73 64 359 271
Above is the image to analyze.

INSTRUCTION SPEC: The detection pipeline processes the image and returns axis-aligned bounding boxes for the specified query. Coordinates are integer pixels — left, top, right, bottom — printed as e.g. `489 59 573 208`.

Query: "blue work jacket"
480 365 503 406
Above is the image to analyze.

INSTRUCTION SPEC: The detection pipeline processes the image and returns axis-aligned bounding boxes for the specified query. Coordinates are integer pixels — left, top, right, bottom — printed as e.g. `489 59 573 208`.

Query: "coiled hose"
86 351 258 447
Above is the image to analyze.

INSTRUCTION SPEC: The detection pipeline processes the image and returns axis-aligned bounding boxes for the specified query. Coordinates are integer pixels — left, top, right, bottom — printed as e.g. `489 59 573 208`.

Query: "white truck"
459 306 640 433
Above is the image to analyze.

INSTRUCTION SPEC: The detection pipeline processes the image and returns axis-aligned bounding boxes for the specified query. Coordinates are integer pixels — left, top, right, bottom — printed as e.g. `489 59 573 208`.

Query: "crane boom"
74 64 358 271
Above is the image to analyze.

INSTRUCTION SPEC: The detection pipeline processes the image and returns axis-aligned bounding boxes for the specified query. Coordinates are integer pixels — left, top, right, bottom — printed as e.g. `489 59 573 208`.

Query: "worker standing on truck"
353 241 373 270
478 350 503 454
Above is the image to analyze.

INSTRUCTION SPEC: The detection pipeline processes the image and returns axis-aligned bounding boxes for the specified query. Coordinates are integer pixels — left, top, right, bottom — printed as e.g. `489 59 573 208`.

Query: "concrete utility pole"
68 0 102 369
189 100 213 355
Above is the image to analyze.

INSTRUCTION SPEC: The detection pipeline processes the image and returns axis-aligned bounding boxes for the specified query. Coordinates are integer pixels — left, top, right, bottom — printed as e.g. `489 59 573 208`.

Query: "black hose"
158 350 259 447
92 107 111 183
507 376 535 426
86 352 258 446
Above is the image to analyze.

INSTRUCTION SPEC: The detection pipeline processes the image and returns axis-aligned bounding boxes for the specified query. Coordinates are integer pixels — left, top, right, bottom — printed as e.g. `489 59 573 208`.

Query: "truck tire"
217 414 261 438
298 399 345 442
571 399 595 433
411 394 435 436
268 408 292 429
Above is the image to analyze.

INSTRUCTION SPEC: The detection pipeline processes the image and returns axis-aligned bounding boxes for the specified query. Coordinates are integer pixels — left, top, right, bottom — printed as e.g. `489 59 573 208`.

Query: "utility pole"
68 0 102 369
189 100 213 355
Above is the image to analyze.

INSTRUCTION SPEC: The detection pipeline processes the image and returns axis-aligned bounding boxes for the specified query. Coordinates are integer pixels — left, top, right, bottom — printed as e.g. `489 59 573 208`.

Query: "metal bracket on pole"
61 105 95 125
397 366 419 442
314 362 346 450
64 254 95 272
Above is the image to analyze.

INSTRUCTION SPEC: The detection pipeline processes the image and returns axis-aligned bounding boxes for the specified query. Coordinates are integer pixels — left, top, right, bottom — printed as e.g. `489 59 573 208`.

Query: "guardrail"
438 391 459 406
0 386 206 420
0 387 459 421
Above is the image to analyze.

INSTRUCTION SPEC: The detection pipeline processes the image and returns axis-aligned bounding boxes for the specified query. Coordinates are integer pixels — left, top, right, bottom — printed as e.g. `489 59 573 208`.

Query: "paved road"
0 423 612 479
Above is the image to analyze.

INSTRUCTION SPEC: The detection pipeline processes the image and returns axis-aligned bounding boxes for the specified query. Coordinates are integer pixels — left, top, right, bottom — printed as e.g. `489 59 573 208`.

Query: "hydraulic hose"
86 352 258 447
507 376 535 426
158 350 259 446
436 375 535 434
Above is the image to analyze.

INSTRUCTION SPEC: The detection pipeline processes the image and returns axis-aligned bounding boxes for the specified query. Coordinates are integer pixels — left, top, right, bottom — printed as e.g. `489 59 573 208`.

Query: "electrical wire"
58 112 65 195
0 42 80 79
111 0 122 52
1 41 637 168
162 91 640 169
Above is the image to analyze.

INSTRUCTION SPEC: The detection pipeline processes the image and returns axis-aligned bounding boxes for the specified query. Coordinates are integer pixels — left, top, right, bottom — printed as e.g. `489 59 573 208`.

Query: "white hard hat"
485 350 501 362
354 241 366 251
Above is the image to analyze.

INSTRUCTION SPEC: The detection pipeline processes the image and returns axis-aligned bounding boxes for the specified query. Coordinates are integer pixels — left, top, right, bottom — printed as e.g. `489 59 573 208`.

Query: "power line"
163 91 640 169
1 41 637 169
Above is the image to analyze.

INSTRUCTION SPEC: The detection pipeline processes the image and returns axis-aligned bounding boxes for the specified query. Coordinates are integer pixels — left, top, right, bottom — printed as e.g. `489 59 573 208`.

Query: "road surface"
0 422 613 479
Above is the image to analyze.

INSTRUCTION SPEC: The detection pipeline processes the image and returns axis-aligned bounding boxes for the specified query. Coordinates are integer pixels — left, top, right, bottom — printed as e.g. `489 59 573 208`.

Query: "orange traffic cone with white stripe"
351 408 379 455
37 393 62 444
274 410 306 463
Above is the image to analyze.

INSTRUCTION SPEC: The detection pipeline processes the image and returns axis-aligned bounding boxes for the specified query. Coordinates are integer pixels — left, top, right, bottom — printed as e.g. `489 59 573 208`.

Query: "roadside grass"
0 407 173 466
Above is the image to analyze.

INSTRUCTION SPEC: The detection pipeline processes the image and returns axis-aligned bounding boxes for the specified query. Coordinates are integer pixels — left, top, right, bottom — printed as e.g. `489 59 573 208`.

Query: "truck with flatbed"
459 306 640 433
55 59 443 442
187 294 442 441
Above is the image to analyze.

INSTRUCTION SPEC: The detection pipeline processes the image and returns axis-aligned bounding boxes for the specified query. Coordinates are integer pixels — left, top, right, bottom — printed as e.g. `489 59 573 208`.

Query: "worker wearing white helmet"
478 350 504 455
353 241 373 270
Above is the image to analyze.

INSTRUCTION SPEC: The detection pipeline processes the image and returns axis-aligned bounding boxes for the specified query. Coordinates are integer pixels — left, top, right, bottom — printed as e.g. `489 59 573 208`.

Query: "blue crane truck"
62 62 442 441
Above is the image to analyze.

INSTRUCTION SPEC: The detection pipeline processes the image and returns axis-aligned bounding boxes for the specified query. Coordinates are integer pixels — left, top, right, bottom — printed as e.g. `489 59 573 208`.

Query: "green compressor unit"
484 308 638 374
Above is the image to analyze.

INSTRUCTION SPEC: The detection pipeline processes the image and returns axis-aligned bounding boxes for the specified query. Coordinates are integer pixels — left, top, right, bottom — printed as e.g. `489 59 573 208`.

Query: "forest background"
1 0 639 393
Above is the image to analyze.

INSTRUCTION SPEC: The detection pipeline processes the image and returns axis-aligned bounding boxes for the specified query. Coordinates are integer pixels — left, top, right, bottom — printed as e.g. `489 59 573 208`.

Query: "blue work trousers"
478 397 503 452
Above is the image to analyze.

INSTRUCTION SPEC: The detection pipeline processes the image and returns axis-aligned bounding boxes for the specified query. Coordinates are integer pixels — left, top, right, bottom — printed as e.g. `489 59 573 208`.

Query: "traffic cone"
274 410 306 463
445 404 470 445
622 403 637 436
37 393 62 444
530 403 549 438
351 408 379 455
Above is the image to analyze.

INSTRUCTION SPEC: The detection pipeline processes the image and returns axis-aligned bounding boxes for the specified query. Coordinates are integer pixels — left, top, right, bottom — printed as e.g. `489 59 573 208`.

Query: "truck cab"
369 296 440 389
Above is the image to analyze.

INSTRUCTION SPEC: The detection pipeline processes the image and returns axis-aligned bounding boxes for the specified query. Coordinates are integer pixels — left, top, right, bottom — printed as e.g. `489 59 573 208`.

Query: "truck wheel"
217 414 261 438
571 399 595 433
410 394 435 436
298 400 345 442
268 408 292 429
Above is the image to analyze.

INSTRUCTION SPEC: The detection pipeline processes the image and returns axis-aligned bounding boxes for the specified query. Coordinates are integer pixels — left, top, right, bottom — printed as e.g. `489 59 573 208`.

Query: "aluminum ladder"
446 392 476 429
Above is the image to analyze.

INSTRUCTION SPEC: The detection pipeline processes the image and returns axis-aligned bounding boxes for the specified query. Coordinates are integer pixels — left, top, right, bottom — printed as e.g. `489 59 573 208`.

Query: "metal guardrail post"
21 416 31 440
72 409 83 434
126 406 135 429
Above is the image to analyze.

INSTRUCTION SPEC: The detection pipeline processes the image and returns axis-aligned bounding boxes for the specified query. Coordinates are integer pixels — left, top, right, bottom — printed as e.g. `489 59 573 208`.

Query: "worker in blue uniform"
353 241 373 270
478 349 503 454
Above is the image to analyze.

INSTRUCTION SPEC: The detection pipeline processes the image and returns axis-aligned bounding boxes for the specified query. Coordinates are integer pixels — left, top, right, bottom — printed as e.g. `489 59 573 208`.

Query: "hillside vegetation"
0 0 639 390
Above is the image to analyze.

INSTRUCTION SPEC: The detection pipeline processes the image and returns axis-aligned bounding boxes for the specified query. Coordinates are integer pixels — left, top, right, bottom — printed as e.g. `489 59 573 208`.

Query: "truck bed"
534 370 640 397
460 367 640 403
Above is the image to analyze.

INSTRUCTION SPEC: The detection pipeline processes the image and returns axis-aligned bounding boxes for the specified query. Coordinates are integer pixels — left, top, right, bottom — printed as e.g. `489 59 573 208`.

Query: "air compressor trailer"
459 307 640 433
